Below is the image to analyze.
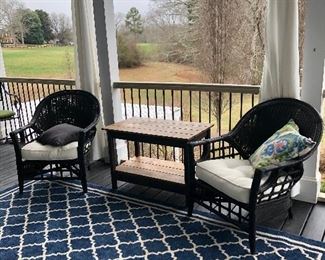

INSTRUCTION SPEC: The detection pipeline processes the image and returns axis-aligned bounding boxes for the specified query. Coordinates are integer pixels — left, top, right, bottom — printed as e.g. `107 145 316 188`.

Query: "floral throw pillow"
249 119 315 169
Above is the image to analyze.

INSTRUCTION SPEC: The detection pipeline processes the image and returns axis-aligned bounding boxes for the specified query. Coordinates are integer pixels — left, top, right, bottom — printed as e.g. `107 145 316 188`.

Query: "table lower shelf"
115 156 185 189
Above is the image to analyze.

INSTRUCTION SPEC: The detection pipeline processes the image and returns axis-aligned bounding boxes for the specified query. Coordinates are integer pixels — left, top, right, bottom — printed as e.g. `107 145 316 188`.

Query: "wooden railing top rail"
0 77 261 94
114 81 261 94
0 77 76 85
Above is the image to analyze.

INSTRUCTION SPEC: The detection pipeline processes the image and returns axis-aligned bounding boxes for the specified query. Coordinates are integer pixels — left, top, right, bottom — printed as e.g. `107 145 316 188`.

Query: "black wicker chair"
187 98 323 254
10 90 100 193
0 81 22 142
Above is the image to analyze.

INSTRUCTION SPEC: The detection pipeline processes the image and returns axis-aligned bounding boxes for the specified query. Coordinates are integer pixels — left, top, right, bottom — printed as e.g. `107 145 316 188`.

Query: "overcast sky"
21 0 151 16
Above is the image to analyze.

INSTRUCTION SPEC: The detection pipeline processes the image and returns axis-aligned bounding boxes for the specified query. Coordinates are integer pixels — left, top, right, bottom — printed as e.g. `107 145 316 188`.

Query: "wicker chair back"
32 90 100 133
230 98 323 159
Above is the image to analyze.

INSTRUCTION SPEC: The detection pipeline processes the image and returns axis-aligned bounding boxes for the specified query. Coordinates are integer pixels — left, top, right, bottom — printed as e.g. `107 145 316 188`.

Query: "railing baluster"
123 88 127 119
240 93 243 118
36 82 41 103
218 92 222 157
208 91 212 124
131 88 134 117
199 91 202 122
138 89 142 118
229 92 232 131
163 89 166 120
146 89 152 158
171 90 176 161
146 89 150 118
154 89 158 118
218 92 222 136
189 90 192 122
135 88 143 156
41 83 46 99
180 90 183 121
154 89 159 159
162 89 167 159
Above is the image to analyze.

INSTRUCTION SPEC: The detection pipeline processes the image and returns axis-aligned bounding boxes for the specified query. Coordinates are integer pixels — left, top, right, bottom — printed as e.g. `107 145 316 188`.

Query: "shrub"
117 34 142 68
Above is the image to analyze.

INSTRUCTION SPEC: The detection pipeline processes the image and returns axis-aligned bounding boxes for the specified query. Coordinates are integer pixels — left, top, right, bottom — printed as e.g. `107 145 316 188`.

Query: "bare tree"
50 13 73 45
242 0 266 84
148 0 198 63
0 0 27 45
115 12 125 33
194 1 236 124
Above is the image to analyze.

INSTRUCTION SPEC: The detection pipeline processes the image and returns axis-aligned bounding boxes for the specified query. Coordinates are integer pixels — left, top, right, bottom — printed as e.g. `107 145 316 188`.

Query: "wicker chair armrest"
10 123 38 162
77 125 97 155
248 159 304 205
189 133 239 161
10 123 33 136
10 122 37 144
189 134 231 147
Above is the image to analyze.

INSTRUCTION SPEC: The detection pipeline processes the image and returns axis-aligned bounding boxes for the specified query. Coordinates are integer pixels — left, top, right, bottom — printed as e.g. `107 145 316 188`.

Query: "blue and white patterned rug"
0 181 325 259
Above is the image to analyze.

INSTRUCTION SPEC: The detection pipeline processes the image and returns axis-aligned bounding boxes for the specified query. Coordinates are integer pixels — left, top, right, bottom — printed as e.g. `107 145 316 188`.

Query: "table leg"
134 141 140 157
107 134 118 190
184 144 193 211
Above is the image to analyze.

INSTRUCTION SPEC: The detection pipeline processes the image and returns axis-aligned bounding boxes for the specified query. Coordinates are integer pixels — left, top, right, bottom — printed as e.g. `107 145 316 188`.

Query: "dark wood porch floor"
1 144 325 242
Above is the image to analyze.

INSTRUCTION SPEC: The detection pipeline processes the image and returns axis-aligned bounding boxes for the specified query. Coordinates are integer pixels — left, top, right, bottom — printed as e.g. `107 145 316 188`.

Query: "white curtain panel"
71 0 106 161
262 0 301 196
261 0 300 101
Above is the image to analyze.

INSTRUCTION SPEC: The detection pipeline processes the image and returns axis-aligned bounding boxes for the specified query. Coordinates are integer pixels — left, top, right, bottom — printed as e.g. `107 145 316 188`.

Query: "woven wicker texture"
32 90 100 133
230 98 323 159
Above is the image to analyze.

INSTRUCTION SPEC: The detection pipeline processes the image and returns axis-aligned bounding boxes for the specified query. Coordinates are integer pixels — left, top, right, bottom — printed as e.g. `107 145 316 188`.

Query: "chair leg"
288 207 293 219
80 161 88 193
187 198 194 217
248 213 256 254
18 175 24 194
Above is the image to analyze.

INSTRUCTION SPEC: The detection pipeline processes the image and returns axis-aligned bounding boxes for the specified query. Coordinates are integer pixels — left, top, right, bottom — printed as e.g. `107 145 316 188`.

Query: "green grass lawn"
3 46 75 79
2 44 158 78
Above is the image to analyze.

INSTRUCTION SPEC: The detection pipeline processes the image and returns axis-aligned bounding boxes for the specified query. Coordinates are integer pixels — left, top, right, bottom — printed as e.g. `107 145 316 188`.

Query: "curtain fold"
71 0 106 161
261 0 300 101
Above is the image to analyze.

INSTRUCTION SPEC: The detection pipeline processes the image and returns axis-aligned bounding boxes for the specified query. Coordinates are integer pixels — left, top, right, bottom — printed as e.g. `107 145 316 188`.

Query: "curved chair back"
32 90 100 133
230 98 323 159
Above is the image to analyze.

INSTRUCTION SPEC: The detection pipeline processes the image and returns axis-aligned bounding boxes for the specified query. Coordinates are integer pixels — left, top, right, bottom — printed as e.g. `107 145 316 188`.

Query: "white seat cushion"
21 141 78 161
196 158 265 204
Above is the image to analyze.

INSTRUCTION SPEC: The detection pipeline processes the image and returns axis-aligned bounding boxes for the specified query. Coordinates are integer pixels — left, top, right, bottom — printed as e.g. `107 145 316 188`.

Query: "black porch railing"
0 77 261 160
113 81 260 160
0 77 75 128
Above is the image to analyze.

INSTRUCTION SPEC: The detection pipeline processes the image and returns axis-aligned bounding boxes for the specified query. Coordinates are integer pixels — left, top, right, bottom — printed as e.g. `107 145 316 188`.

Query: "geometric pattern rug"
0 181 325 259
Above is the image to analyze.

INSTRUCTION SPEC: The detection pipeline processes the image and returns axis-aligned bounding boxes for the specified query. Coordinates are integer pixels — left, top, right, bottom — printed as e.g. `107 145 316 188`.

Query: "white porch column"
297 0 325 203
92 0 127 161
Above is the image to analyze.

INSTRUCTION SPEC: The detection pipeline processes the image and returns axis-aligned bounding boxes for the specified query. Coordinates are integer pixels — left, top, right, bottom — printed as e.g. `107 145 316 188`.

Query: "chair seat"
22 141 78 161
196 159 267 204
0 110 15 120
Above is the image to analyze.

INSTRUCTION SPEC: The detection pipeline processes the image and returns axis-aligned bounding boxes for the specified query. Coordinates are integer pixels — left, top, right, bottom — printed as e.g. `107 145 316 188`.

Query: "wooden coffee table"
103 117 213 207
